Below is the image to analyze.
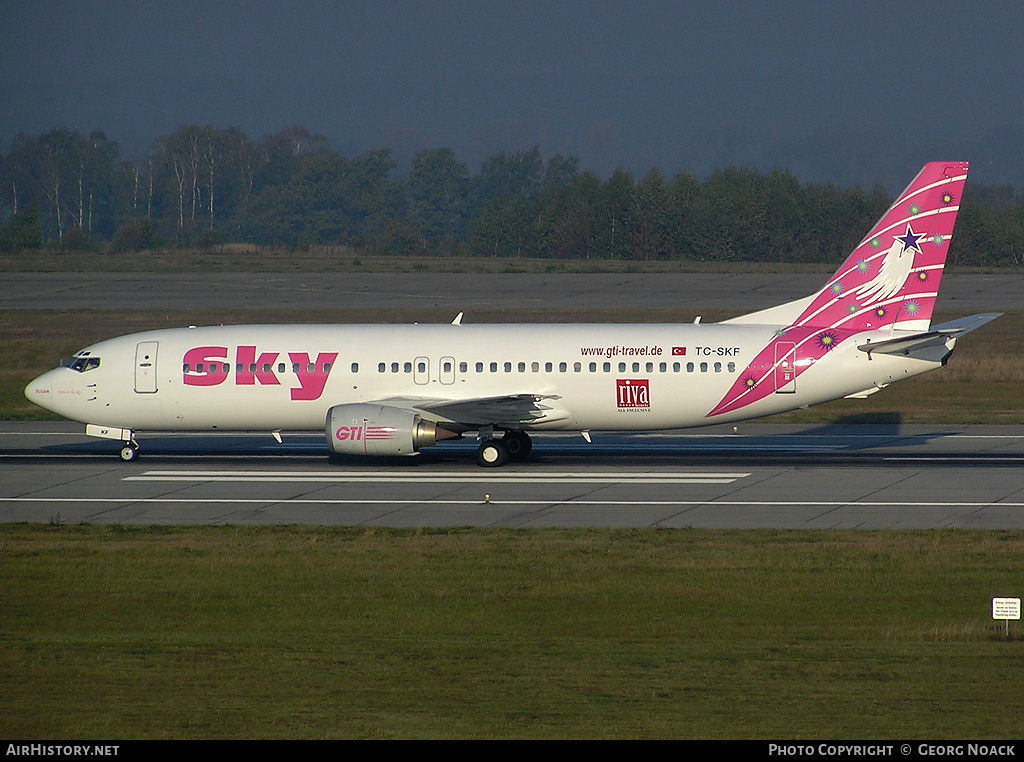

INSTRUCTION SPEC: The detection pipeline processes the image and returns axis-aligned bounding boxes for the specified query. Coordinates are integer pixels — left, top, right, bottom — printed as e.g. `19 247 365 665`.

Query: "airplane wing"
371 393 571 429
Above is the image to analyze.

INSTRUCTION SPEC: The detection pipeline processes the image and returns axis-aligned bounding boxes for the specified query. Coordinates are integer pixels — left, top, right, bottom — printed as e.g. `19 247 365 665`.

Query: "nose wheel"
119 442 139 462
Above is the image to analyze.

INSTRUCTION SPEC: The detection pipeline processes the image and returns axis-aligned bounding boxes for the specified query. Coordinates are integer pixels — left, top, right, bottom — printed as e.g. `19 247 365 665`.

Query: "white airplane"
26 162 998 466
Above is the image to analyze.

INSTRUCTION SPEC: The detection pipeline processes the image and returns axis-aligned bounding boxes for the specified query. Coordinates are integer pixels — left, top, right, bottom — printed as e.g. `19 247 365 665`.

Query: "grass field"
5 307 1022 424
1 525 1022 739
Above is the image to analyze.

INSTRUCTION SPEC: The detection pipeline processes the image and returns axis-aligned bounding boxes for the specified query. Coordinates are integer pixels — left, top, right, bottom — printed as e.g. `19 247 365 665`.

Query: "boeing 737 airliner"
25 162 998 466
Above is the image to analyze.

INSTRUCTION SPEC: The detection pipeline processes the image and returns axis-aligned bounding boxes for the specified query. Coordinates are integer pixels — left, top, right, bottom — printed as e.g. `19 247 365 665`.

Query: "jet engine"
326 403 455 457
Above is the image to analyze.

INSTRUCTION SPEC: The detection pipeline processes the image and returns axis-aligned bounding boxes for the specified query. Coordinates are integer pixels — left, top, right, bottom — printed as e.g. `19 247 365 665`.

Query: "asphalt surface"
3 422 1023 528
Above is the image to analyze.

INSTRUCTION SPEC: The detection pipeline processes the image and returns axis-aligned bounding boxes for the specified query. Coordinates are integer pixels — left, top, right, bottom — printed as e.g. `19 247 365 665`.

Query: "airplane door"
439 356 456 385
414 356 429 385
774 341 796 394
135 341 159 394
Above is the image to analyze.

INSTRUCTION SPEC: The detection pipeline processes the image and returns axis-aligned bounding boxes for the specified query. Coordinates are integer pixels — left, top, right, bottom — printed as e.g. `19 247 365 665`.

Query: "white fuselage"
25 321 950 434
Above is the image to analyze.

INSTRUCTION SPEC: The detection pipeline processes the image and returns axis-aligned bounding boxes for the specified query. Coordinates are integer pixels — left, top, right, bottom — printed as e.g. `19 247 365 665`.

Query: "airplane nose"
25 369 54 408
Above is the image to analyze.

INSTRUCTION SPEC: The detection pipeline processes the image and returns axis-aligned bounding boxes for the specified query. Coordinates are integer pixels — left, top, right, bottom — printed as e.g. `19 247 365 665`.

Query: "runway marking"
2 497 1023 508
122 469 752 485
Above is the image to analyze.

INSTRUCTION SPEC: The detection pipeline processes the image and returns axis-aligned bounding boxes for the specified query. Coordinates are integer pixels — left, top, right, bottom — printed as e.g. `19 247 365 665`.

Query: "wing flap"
371 394 569 428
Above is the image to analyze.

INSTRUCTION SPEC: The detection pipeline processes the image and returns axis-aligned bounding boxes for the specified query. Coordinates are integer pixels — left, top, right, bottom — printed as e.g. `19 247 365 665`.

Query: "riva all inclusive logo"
616 378 650 411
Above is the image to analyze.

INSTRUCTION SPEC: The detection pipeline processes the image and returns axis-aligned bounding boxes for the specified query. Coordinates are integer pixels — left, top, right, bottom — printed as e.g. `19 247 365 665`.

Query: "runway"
2 422 1023 529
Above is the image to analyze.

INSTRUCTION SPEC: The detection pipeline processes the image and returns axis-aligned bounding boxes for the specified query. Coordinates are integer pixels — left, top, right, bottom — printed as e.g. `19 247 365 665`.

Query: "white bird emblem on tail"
852 224 923 305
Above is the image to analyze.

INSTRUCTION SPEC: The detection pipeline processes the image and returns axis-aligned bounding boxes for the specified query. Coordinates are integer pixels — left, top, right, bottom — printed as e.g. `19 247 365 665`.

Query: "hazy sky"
4 1 1024 189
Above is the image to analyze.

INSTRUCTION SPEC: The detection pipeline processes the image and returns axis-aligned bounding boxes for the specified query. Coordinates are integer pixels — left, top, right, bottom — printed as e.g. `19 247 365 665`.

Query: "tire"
502 431 533 460
477 439 509 467
119 444 138 462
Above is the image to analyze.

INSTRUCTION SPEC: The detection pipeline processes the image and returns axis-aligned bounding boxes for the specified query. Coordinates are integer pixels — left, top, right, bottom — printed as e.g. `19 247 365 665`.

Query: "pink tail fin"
709 163 970 419
796 162 969 332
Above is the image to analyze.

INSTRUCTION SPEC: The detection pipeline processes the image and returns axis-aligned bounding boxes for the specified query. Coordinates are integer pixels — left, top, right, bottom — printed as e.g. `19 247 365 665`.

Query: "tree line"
2 125 1023 266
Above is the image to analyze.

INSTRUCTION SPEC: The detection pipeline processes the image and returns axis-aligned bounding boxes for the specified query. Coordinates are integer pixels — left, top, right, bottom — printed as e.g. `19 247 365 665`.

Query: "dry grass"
0 247 847 274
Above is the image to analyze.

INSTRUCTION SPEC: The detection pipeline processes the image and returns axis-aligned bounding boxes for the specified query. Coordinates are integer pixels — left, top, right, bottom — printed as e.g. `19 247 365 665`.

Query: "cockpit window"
66 356 101 373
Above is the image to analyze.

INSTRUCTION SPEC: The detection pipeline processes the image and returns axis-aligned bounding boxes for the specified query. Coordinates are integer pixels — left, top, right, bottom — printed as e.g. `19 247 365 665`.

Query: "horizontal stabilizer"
857 312 1001 357
930 312 1003 336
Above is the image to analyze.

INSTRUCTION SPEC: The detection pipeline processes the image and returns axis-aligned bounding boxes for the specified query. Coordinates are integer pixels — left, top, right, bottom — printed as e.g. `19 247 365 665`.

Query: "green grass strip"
2 525 1022 739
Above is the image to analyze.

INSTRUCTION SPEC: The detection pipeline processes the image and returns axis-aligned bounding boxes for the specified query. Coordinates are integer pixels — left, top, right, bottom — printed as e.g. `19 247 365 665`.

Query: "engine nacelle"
326 403 453 457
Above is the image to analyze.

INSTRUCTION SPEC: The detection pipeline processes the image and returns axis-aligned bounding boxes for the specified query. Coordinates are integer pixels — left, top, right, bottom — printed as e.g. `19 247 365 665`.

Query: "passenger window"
504 362 512 373
417 361 426 373
490 362 498 373
278 363 286 373
518 362 526 372
476 362 484 373
728 362 736 373
404 362 412 373
714 362 722 373
574 362 581 372
392 362 399 373
378 362 386 373
673 362 680 372
603 362 610 372
659 362 666 372
686 362 694 373
306 363 315 374
700 362 708 373
350 363 358 373
618 362 626 372
532 362 540 372
588 362 596 372
291 363 300 373
559 362 567 373
459 361 467 373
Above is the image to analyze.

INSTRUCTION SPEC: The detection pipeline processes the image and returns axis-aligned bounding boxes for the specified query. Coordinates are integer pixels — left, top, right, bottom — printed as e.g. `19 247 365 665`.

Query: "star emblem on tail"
852 224 920 305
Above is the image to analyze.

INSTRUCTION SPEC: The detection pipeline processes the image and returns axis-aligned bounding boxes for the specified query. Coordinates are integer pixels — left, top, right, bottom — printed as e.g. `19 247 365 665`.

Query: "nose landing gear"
119 441 139 462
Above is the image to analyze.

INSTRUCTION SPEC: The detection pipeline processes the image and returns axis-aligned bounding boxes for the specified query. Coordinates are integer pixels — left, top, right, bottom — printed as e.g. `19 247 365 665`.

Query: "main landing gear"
476 431 532 467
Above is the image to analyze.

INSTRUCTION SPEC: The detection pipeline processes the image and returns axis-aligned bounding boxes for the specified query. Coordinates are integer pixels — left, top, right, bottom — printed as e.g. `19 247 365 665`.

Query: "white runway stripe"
123 469 752 485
